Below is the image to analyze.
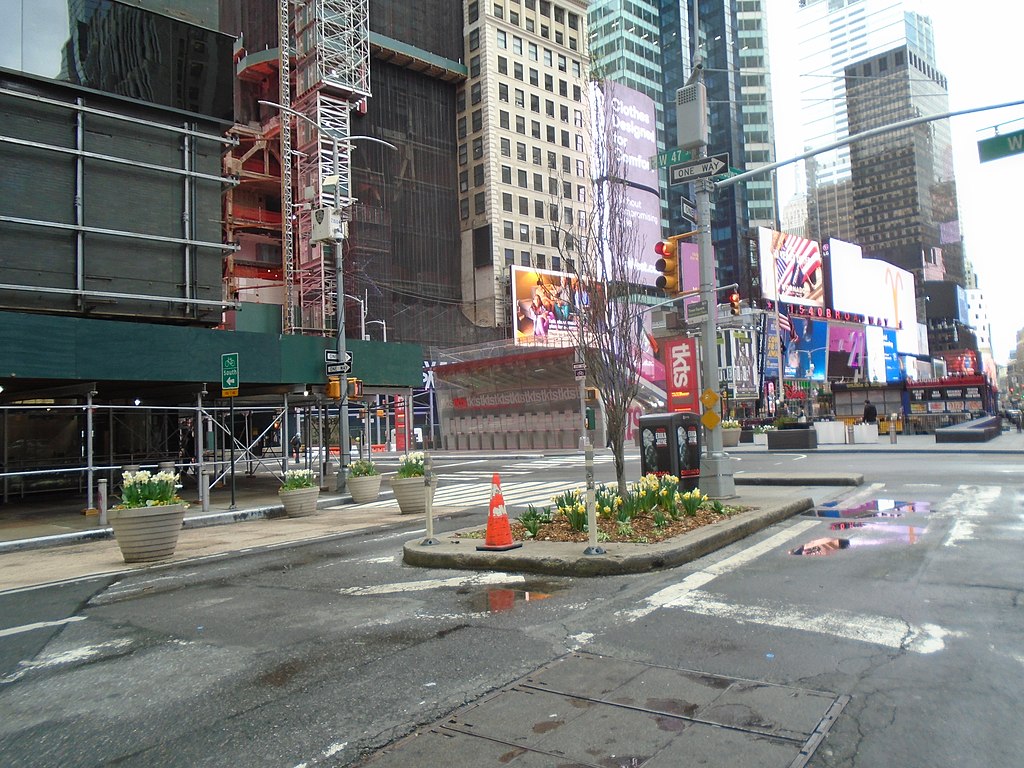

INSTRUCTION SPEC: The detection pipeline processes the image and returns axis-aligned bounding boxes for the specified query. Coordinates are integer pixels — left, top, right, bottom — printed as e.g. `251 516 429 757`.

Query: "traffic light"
728 291 741 316
347 377 363 399
654 239 679 295
326 377 342 399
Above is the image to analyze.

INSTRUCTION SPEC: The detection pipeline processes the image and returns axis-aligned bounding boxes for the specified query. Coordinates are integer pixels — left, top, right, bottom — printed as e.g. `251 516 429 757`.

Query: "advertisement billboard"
664 337 699 412
784 316 827 380
592 82 662 285
826 322 867 381
511 265 582 346
758 227 824 307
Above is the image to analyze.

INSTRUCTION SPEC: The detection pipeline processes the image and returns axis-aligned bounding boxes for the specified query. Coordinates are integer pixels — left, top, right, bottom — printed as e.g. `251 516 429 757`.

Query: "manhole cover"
360 652 848 767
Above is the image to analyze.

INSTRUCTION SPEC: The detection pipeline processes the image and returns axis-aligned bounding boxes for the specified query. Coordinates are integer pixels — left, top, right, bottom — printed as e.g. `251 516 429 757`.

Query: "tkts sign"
664 337 699 413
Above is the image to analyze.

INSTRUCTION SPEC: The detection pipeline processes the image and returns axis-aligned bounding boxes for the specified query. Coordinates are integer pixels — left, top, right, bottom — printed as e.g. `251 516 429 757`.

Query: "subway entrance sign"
978 129 1024 163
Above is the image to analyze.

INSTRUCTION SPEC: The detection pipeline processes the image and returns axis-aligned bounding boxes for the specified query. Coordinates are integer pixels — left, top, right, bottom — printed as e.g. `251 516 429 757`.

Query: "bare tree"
553 79 650 496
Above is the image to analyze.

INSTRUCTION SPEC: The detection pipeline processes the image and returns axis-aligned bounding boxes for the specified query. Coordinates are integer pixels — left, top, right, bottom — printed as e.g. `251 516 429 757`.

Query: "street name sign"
649 146 692 170
978 129 1024 163
669 153 729 186
680 197 697 223
326 361 352 376
687 299 709 320
221 352 239 397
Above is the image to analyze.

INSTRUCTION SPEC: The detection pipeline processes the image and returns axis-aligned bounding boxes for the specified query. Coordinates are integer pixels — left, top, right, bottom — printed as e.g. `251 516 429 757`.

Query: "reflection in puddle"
810 499 931 519
791 538 850 556
464 582 564 613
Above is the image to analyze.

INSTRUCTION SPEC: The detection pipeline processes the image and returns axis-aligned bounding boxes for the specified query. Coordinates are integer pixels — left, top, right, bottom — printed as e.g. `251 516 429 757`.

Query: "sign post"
221 353 239 509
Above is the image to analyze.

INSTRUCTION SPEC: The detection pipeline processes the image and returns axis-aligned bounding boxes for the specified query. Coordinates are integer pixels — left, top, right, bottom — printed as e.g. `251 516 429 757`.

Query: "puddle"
465 581 566 613
790 537 850 556
793 521 924 555
808 499 931 519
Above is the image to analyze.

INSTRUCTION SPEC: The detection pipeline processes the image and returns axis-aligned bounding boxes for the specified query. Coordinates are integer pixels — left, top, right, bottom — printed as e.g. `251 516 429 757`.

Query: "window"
458 143 467 165
457 116 467 138
503 192 513 212
517 141 527 161
514 63 524 80
505 248 514 267
576 185 586 203
545 74 553 91
573 84 581 101
502 165 512 184
472 137 483 159
499 83 509 102
555 30 563 44
575 134 584 152
509 10 519 25
547 151 556 169
500 110 510 128
472 109 482 132
532 146 542 165
544 49 552 66
575 158 585 176
562 155 571 173
519 196 529 215
549 204 558 222
460 198 469 219
515 88 525 107
568 11 578 29
572 61 581 78
551 255 560 271
537 254 546 269
530 94 540 112
554 6 564 23
503 220 514 239
518 169 528 188
513 36 523 55
494 4 504 19
562 181 572 199
559 79 568 97
497 30 507 48
459 170 468 193
474 165 484 186
533 173 543 191
468 1 478 22
470 55 481 77
521 252 531 266
534 199 545 218
557 54 567 72
560 104 569 122
578 210 586 229
500 137 511 156
528 42 538 61
469 28 480 51
541 24 549 38
548 177 558 195
520 224 530 242
471 82 481 104
474 192 485 214
560 129 570 147
563 206 572 224
526 18 534 32
546 125 555 143
515 115 526 134
573 109 583 127
498 56 508 74
535 227 545 245
545 99 555 117
568 36 576 51
531 120 541 139
457 90 465 112
529 68 539 86
551 228 559 247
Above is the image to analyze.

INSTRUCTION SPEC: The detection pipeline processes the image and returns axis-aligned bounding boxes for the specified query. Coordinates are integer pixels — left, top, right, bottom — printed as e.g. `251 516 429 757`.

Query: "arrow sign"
669 153 729 186
326 361 351 376
680 198 697 223
325 349 354 364
221 353 239 397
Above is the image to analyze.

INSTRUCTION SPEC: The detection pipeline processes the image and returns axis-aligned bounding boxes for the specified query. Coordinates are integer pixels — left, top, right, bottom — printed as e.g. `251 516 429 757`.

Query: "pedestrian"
862 398 877 424
290 433 301 462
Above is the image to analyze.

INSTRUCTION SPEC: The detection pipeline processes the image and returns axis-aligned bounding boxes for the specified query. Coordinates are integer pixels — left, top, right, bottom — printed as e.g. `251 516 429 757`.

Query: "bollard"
420 453 440 546
200 467 213 513
98 479 108 526
889 413 898 444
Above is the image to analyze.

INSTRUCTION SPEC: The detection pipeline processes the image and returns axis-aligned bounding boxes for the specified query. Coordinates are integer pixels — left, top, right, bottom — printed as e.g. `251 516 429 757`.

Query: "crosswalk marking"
354 479 570 511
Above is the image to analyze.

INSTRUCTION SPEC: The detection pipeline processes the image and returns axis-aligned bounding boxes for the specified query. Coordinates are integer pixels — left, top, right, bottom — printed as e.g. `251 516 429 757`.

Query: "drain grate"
360 652 848 767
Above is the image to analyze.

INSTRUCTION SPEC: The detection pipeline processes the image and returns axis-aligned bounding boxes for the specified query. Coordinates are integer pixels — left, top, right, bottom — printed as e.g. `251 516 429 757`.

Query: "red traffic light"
728 291 741 315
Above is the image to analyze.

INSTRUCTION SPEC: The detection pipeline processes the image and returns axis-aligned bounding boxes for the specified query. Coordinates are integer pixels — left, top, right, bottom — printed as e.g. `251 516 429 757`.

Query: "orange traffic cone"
477 473 522 551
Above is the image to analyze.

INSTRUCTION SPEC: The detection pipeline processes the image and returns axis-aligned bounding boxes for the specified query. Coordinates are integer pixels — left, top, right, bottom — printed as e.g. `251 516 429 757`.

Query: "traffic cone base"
477 473 522 552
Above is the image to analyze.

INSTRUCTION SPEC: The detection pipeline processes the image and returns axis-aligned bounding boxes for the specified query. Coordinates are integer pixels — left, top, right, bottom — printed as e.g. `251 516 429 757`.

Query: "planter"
279 486 320 517
753 432 769 446
109 503 187 563
767 428 818 450
391 475 438 515
348 474 382 504
721 428 741 448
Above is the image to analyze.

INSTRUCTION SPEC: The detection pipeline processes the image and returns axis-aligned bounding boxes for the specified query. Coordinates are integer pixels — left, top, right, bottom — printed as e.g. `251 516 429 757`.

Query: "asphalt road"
1 451 1022 767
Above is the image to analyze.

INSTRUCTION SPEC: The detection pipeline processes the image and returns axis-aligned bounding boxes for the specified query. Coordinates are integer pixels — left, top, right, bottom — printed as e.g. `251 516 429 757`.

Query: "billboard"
784 316 827 381
591 82 662 285
664 337 699 412
758 227 824 307
826 322 866 381
511 265 582 346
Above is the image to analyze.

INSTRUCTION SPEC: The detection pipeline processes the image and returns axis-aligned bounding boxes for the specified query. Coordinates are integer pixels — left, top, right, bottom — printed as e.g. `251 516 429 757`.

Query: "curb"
735 473 863 486
401 497 814 577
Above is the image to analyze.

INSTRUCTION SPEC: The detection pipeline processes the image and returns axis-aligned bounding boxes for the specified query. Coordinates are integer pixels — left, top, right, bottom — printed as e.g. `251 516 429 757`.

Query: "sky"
764 0 1024 365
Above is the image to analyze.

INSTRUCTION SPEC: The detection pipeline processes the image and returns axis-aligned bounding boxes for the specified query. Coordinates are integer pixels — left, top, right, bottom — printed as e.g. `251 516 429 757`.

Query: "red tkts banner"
394 395 407 451
664 337 699 413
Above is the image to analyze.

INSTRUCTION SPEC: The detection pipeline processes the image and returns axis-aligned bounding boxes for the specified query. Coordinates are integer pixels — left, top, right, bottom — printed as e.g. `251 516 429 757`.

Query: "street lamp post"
366 319 388 342
258 99 396 493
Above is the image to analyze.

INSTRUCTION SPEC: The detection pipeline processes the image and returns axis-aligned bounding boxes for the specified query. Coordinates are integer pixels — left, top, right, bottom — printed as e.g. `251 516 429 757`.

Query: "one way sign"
669 153 729 186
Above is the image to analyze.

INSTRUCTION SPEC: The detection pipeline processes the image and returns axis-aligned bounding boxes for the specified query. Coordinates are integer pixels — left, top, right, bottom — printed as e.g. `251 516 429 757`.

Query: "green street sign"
649 146 693 170
221 352 239 395
978 129 1024 163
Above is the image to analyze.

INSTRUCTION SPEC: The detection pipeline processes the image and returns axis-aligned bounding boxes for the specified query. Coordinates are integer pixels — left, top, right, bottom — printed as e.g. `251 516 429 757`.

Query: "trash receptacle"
638 412 701 491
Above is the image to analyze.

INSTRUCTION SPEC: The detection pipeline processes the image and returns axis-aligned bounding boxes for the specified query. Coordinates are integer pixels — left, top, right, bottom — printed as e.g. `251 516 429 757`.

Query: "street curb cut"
402 497 814 577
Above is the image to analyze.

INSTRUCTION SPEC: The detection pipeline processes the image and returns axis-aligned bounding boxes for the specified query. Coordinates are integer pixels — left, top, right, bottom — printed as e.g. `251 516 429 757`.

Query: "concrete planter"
721 428 741 448
753 432 769 446
109 503 187 563
279 486 320 517
347 474 382 504
767 428 817 450
391 475 437 515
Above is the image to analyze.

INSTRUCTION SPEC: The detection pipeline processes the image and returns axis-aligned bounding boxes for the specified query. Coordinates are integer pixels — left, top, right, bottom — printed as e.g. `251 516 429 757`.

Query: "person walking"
290 432 301 462
862 398 877 424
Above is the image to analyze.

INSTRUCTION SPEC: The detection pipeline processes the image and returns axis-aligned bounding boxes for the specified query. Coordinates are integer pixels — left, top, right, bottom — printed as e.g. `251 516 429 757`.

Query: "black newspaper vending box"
638 412 701 491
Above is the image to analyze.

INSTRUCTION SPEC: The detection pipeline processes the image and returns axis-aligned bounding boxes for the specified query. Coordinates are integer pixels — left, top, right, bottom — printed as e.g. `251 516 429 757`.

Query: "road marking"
339 571 525 596
0 615 87 638
942 485 1001 547
671 590 958 654
621 520 819 622
2 637 132 684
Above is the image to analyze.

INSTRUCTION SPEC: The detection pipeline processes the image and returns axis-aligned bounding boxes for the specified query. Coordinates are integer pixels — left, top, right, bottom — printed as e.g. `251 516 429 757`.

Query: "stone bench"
934 416 1001 443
